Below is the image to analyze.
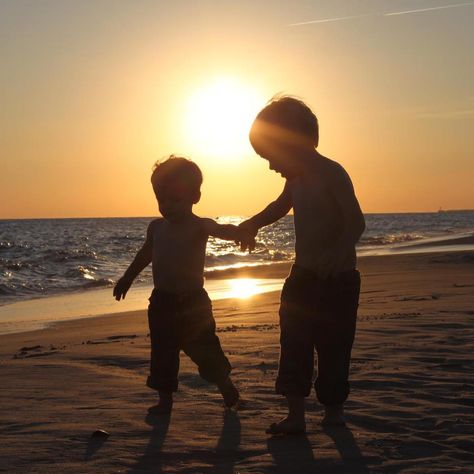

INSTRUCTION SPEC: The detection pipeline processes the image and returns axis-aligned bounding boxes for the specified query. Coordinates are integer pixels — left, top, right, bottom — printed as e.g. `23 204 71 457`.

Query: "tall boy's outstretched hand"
113 276 133 301
237 221 258 252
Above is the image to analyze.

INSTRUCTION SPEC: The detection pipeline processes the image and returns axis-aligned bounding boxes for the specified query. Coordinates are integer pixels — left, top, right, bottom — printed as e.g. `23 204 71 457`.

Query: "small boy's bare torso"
150 215 211 294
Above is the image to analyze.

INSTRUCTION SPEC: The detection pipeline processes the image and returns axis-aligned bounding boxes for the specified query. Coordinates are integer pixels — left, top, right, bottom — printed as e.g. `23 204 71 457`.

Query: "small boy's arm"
113 222 154 300
205 220 242 242
204 220 256 253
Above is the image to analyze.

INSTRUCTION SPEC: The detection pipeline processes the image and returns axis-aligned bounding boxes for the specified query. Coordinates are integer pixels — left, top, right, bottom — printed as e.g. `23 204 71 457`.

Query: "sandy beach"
1 250 473 473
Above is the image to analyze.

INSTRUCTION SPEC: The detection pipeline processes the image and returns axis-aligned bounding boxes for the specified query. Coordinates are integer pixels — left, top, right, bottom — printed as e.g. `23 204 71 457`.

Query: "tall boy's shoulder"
315 155 351 183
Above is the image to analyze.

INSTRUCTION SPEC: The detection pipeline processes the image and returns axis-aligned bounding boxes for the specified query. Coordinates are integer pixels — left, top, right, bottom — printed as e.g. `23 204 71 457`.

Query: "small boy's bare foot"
266 416 306 435
217 377 240 408
148 391 173 415
321 405 346 427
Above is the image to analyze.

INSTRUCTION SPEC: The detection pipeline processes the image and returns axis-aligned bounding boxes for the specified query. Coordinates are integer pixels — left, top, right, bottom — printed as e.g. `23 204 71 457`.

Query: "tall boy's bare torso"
150 216 208 294
289 157 357 273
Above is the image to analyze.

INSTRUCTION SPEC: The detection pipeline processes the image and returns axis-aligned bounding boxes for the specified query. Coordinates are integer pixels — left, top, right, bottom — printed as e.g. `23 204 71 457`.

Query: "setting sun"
184 77 265 160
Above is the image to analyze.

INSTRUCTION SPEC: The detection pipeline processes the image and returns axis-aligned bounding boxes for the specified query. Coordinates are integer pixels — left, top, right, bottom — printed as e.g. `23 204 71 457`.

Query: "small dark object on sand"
91 429 110 438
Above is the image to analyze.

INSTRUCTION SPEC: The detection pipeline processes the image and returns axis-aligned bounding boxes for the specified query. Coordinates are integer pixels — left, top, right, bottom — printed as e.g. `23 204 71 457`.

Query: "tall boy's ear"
193 190 201 204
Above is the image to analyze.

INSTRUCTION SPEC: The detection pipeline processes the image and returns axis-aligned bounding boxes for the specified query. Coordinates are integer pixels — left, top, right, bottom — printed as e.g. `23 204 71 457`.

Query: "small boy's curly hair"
151 155 203 196
249 95 319 154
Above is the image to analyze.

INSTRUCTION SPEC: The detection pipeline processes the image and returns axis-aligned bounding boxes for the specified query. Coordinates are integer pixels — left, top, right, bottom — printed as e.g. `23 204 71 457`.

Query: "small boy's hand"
237 221 258 252
113 276 133 301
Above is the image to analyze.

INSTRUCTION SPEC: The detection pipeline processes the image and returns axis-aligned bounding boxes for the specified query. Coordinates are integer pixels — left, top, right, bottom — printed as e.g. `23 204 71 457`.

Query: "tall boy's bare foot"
148 390 173 415
217 377 240 408
321 404 346 427
266 395 306 435
266 415 306 435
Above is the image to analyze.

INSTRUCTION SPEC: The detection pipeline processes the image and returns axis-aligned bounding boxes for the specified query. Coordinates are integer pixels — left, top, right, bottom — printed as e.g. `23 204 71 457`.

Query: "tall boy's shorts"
276 265 360 405
146 288 231 392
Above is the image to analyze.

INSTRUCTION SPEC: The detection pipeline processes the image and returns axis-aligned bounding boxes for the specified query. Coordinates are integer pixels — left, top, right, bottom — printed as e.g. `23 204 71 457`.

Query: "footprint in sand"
82 334 138 345
13 344 61 359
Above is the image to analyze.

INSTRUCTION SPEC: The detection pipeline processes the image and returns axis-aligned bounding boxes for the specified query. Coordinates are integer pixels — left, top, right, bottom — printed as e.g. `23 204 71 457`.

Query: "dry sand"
1 251 473 473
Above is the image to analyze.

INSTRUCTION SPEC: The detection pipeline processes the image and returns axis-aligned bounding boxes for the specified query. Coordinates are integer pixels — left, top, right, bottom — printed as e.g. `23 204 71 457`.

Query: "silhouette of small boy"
240 97 365 434
114 156 251 413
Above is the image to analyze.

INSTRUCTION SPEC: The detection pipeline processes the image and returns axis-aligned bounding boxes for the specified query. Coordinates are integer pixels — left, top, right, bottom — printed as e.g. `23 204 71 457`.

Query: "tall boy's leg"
269 281 314 434
314 272 360 426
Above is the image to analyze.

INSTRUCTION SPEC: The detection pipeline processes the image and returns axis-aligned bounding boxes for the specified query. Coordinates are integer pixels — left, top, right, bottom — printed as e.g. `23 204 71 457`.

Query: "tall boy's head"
151 155 202 219
249 96 318 178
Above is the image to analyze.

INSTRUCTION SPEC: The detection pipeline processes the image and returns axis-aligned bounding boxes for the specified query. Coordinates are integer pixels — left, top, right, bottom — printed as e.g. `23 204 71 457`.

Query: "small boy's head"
151 155 202 219
249 96 319 177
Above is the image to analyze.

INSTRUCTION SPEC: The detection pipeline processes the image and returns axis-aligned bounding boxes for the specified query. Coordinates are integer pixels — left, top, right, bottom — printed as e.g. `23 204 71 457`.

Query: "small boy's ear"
193 190 201 204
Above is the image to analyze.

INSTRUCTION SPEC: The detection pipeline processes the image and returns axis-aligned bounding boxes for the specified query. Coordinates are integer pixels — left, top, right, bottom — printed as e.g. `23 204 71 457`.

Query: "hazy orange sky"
1 0 473 218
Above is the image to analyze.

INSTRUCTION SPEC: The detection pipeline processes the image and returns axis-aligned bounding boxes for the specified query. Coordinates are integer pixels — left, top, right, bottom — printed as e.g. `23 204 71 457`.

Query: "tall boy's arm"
113 221 154 300
235 182 292 252
244 181 293 229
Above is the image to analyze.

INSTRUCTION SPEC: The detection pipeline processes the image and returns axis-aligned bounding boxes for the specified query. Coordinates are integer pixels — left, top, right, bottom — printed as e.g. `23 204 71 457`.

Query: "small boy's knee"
197 358 232 384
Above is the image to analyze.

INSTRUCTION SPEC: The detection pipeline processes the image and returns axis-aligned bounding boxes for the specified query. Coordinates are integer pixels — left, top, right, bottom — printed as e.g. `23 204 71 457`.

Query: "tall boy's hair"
151 155 203 196
249 95 319 153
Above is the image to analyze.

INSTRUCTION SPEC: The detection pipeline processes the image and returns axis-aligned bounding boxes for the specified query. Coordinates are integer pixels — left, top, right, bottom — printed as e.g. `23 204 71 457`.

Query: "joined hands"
236 220 258 252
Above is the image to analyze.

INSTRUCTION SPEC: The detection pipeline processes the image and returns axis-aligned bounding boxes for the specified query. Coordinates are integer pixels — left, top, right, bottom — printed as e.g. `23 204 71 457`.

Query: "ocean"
1 211 474 306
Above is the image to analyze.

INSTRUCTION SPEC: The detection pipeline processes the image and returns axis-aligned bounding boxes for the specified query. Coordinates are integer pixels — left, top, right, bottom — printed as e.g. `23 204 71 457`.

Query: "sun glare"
228 278 260 299
184 77 265 160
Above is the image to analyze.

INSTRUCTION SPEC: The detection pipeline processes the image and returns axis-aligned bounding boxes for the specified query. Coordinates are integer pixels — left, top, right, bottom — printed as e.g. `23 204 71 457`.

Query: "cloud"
288 2 474 27
384 2 474 17
289 13 373 27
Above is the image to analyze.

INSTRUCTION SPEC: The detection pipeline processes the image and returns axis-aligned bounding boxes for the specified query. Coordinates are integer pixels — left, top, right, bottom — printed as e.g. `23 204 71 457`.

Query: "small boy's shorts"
146 288 231 392
276 265 360 405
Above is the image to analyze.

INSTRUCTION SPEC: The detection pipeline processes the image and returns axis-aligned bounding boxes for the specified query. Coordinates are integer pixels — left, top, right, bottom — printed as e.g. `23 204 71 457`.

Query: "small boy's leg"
181 298 236 406
216 376 240 408
147 299 180 410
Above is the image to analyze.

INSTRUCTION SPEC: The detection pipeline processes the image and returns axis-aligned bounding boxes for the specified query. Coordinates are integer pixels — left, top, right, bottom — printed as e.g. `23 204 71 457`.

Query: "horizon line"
2 209 474 220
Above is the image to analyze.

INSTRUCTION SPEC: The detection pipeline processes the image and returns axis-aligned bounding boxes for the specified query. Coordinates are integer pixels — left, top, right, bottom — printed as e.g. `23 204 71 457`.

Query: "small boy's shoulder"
147 217 165 234
199 216 218 232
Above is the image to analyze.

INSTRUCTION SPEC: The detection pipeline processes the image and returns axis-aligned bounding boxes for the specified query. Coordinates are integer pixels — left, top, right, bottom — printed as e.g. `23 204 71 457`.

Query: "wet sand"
1 251 473 473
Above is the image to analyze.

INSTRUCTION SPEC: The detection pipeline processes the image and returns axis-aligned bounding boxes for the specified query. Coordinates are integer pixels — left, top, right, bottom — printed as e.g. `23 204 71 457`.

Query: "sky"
1 0 473 218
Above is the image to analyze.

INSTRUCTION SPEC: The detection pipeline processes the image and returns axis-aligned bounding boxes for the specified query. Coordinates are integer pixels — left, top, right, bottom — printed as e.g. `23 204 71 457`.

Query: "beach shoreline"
1 250 473 473
1 233 473 336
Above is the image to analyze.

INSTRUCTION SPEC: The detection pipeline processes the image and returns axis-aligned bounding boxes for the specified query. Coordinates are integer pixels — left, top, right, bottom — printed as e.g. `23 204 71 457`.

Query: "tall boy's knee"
315 378 350 406
275 375 312 398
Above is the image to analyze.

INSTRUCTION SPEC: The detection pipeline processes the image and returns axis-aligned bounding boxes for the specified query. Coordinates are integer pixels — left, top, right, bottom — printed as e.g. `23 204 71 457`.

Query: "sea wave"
359 233 424 247
1 213 473 304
